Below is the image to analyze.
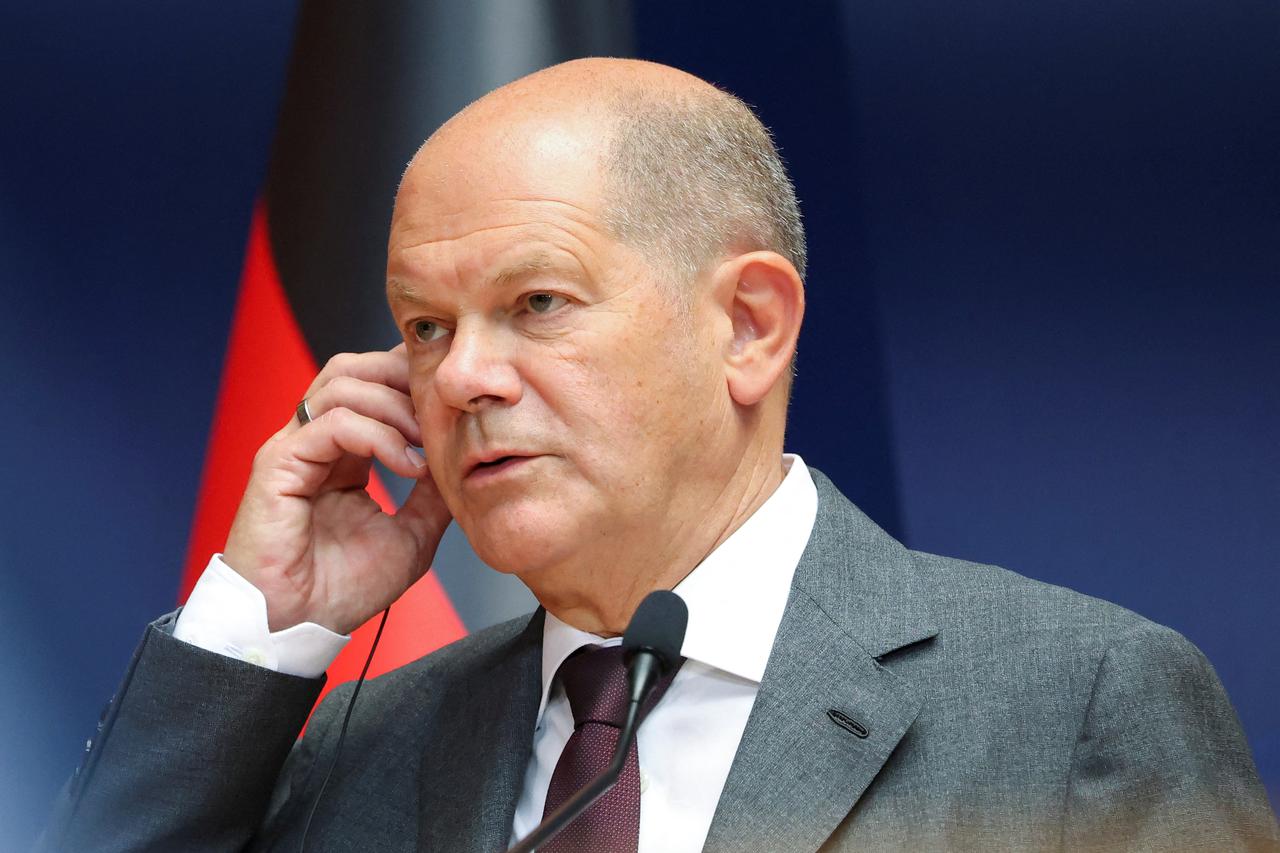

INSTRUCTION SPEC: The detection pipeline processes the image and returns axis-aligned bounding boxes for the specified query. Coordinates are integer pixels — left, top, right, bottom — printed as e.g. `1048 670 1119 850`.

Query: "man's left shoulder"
807 467 1199 674
901 547 1210 682
907 548 1170 651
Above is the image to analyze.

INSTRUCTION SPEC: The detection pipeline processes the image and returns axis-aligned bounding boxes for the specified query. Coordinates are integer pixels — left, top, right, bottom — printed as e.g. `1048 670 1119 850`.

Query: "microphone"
508 590 688 853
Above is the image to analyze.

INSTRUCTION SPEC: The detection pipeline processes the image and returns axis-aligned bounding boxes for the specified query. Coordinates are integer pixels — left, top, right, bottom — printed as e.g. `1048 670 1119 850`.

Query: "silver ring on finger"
295 398 314 426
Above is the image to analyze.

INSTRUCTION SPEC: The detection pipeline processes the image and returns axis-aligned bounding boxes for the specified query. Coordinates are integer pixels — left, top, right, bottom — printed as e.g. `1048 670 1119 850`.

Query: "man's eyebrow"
492 254 562 289
386 278 428 306
387 254 580 305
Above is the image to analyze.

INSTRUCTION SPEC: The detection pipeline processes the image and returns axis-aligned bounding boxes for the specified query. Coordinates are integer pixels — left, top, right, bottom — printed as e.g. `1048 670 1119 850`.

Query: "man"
41 59 1276 852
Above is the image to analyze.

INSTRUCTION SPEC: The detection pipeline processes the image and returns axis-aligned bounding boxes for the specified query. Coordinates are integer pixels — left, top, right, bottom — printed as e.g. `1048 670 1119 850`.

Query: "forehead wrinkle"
389 196 601 251
391 212 599 288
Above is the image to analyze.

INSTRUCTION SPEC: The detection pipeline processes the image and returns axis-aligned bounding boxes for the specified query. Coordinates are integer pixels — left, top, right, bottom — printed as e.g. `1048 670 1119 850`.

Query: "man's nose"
433 321 522 412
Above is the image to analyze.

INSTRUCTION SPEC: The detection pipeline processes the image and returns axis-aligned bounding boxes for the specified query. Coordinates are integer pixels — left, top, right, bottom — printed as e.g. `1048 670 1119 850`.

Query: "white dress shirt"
175 455 818 852
175 555 348 678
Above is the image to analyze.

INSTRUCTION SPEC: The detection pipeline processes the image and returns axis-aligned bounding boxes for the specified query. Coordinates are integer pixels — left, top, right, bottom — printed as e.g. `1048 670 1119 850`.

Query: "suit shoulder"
318 610 539 712
389 610 540 678
806 468 1196 660
906 548 1189 656
895 552 1236 752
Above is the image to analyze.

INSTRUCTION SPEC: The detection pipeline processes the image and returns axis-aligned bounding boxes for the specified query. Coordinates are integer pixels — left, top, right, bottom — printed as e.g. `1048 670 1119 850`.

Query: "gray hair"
601 87 806 290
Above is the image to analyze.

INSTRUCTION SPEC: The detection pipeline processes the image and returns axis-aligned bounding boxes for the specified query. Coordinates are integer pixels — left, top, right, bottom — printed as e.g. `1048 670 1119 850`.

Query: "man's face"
386 116 729 580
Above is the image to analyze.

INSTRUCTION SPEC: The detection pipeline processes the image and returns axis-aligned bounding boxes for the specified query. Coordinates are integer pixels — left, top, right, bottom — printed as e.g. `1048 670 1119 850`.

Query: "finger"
303 375 422 446
304 347 412 399
394 472 453 552
264 406 428 497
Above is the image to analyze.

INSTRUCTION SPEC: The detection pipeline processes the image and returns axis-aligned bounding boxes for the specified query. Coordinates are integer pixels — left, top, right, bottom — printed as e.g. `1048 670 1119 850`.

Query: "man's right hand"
222 345 452 635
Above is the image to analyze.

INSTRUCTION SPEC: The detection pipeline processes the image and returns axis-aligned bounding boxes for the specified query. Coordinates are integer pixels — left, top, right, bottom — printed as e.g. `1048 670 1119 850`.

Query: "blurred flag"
181 0 632 699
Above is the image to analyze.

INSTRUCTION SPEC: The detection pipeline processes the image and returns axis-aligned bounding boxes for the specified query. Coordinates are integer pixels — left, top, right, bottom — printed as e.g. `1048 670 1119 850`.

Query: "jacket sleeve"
36 613 326 853
1062 623 1279 852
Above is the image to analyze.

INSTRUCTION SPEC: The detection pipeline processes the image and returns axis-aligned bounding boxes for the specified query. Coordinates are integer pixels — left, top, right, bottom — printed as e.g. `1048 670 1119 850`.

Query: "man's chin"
455 507 582 578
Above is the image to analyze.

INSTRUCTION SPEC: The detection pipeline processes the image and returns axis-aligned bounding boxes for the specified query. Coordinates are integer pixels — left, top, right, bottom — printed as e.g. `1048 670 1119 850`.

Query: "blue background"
2 0 1275 844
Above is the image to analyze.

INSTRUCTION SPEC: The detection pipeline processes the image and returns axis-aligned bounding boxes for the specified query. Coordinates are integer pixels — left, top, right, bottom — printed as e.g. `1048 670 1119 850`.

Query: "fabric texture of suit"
40 470 1279 851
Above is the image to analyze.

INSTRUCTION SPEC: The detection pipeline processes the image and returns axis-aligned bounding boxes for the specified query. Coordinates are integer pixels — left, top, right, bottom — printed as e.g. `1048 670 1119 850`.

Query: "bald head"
410 58 806 290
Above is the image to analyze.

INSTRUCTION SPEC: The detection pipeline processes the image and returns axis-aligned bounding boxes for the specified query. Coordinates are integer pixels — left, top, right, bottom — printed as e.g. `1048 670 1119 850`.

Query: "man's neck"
528 440 787 636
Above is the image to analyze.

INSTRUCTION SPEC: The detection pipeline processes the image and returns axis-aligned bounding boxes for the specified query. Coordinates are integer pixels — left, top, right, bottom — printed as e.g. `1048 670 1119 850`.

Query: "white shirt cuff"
172 554 349 679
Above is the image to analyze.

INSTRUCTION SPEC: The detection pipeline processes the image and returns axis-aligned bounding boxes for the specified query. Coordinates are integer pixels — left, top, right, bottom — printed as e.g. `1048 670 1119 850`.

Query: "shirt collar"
537 454 818 720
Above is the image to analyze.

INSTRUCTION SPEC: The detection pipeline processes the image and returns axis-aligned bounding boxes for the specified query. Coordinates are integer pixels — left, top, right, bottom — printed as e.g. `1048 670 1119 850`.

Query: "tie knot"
556 645 681 729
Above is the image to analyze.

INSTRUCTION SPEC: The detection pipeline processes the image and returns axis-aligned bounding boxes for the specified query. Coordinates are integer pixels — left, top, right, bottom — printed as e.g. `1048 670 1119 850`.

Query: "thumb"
395 472 453 556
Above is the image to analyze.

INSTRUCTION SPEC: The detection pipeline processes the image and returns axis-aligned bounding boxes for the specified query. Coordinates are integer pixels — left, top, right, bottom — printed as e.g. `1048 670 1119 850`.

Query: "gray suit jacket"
41 470 1278 851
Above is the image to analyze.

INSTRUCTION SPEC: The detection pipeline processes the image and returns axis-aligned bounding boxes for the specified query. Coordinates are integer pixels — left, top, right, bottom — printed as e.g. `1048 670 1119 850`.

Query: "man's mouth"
465 453 539 481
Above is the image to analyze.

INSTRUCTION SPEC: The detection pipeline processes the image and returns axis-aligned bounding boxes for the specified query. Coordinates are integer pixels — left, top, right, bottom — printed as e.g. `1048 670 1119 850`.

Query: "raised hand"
223 345 452 634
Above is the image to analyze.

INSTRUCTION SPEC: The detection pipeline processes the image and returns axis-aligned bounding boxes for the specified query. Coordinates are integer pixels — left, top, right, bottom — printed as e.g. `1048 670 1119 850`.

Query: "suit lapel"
703 471 939 852
416 610 544 852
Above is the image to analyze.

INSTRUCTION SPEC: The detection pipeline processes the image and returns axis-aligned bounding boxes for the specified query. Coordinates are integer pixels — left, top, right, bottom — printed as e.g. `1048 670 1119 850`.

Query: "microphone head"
622 590 688 672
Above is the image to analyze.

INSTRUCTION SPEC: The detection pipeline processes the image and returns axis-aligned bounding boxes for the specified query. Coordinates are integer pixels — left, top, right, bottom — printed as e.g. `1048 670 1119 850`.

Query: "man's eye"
412 320 449 343
526 293 567 314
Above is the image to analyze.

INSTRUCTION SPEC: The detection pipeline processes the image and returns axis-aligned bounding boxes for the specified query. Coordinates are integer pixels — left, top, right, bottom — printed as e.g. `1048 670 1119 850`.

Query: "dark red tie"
540 644 683 853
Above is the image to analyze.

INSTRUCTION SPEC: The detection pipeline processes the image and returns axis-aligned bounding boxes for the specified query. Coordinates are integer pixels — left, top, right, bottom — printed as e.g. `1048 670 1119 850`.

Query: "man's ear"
711 251 804 406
